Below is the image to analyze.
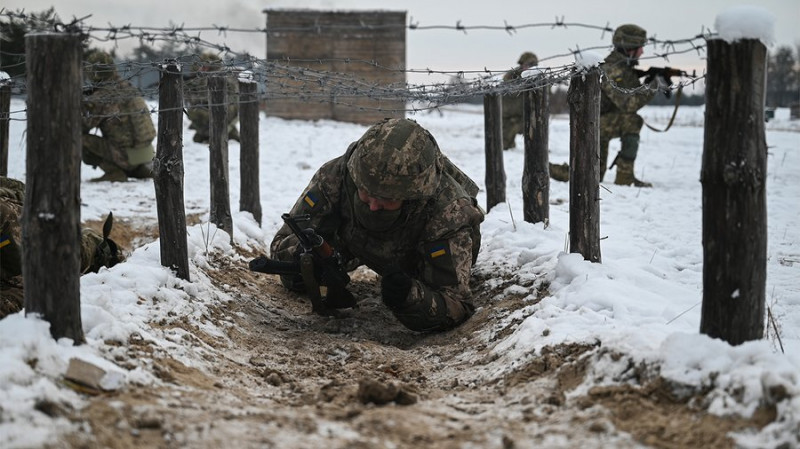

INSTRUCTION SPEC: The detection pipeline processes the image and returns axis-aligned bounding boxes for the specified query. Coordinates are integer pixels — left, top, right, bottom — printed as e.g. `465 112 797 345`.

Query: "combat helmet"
193 51 223 72
612 24 648 49
347 118 442 201
84 49 118 82
518 51 539 67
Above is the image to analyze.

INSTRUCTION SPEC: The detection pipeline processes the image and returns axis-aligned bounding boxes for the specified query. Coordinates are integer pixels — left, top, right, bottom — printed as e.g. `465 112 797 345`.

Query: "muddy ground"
48 219 775 449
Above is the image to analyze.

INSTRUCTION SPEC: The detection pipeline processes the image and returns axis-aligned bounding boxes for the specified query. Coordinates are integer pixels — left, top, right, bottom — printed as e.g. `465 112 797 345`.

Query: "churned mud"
55 219 771 449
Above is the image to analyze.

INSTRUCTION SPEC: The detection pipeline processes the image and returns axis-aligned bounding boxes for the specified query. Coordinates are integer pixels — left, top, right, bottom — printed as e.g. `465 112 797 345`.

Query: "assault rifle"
249 213 355 316
633 66 695 99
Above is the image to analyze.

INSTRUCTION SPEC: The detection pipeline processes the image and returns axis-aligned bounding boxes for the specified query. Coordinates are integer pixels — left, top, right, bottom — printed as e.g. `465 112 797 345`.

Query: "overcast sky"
5 0 799 85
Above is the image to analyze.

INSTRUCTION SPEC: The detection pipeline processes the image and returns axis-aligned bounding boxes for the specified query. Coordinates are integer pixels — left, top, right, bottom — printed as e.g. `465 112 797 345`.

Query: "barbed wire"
1 10 709 122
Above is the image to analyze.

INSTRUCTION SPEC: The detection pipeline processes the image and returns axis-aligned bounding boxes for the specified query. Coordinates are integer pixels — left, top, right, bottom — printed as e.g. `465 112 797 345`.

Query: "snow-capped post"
238 71 262 226
208 74 234 242
567 64 602 263
483 93 505 211
23 32 84 342
522 73 550 224
0 75 10 176
153 60 191 281
700 6 772 345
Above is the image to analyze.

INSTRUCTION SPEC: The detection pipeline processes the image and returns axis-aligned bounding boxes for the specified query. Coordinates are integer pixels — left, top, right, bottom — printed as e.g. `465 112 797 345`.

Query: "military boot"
614 158 652 187
549 162 570 182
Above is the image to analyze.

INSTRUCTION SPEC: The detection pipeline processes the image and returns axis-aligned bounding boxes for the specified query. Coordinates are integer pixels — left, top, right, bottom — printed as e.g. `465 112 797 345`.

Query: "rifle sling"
644 85 682 133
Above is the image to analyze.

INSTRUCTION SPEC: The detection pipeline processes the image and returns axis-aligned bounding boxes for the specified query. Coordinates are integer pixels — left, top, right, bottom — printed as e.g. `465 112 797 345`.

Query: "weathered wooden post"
23 33 84 342
484 93 505 212
153 60 190 281
700 38 768 345
522 81 550 224
567 68 602 263
238 72 262 225
208 75 233 241
0 78 10 177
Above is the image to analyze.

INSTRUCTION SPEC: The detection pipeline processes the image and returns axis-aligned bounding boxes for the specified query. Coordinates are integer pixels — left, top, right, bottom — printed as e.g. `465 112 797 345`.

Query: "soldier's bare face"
357 189 403 212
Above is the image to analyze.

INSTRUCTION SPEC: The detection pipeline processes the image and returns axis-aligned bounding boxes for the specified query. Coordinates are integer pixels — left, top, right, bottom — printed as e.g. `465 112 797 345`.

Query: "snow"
574 51 604 70
1 97 799 447
714 5 776 45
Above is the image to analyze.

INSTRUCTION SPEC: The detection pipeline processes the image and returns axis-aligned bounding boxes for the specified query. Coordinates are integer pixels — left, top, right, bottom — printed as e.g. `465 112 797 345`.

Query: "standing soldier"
502 52 570 182
184 52 240 144
268 118 484 332
502 52 538 151
600 24 658 186
82 49 156 182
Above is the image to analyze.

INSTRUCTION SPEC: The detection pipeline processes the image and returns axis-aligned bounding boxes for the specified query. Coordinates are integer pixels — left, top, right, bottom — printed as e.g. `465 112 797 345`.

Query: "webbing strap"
644 86 682 133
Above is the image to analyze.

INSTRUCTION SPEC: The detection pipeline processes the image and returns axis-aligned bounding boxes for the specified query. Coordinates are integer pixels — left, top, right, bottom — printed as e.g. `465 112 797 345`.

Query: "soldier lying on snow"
0 176 123 319
251 118 485 332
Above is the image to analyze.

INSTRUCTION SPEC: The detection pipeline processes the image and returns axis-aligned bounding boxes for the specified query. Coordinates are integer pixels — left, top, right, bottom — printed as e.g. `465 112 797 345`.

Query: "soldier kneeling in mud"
267 118 485 332
0 176 124 319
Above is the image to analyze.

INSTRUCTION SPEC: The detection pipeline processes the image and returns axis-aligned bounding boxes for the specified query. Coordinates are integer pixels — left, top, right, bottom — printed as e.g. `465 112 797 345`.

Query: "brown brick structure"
263 9 407 125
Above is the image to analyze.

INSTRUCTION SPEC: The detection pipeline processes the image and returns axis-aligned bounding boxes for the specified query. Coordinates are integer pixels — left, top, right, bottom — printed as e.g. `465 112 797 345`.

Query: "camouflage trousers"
186 108 240 143
502 114 523 150
600 112 645 167
82 134 154 173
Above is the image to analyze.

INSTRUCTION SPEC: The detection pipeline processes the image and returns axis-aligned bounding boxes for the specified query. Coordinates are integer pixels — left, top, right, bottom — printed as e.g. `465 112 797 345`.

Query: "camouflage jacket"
82 80 156 151
600 51 656 115
1 177 120 281
184 73 239 122
271 143 484 329
502 67 525 119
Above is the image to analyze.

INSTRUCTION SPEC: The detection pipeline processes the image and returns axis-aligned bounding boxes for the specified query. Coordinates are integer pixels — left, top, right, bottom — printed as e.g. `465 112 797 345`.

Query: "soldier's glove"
381 266 413 309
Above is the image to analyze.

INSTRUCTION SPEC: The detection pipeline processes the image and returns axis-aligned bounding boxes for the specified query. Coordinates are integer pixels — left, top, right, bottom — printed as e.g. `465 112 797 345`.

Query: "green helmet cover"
347 118 442 201
613 24 648 49
517 52 538 67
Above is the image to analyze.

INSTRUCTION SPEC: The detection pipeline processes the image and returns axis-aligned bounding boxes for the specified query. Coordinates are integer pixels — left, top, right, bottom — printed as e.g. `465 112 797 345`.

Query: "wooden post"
567 68 602 263
522 83 550 224
208 75 233 241
700 38 768 345
23 33 84 342
153 60 190 281
0 80 10 177
238 74 262 225
484 93 505 212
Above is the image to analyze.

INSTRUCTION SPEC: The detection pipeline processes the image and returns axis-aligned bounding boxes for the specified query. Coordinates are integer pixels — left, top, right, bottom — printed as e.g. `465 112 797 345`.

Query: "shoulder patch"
303 191 319 208
423 240 459 286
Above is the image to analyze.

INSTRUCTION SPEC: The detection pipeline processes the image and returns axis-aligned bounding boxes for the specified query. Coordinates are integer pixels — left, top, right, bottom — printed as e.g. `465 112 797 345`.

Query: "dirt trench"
55 220 773 449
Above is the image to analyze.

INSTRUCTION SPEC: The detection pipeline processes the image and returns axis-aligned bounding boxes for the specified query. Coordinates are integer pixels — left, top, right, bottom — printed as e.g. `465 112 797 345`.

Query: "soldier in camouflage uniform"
0 177 123 319
184 52 240 144
82 49 156 182
502 52 538 151
501 53 571 182
599 24 658 187
270 118 484 332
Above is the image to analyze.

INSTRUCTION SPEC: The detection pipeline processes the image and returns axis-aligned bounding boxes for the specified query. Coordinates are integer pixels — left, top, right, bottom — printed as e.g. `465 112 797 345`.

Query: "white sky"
5 0 799 84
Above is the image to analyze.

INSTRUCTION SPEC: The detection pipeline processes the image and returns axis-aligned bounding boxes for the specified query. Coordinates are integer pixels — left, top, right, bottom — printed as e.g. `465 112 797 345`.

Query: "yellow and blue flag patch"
0 234 10 249
429 244 447 259
303 192 318 208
